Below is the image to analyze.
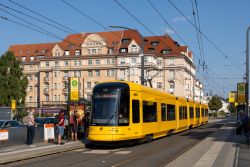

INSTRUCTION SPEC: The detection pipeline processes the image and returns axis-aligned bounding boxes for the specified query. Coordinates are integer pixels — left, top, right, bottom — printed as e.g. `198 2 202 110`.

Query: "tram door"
130 98 141 139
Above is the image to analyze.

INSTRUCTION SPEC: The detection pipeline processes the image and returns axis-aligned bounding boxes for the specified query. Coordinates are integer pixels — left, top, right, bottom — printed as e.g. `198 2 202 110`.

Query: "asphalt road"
7 118 229 167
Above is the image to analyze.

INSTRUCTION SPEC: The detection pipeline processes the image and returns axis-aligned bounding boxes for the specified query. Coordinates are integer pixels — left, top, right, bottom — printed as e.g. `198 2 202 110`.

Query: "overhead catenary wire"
9 0 78 34
0 15 78 47
190 0 204 68
146 0 204 72
167 0 244 73
193 0 205 64
0 3 73 34
113 0 174 51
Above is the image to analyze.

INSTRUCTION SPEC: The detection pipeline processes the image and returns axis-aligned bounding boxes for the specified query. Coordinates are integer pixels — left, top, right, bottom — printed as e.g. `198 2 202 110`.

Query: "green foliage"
227 103 236 113
0 51 28 106
208 95 223 111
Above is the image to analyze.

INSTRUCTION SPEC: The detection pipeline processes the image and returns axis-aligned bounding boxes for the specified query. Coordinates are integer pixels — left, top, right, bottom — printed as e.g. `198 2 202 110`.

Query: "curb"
0 142 85 164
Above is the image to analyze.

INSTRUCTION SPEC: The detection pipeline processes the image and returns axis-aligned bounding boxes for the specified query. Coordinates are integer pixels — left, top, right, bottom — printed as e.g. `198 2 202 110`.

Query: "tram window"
205 109 208 117
167 104 175 121
196 108 200 118
201 108 205 117
118 93 129 126
189 107 194 119
143 101 157 122
179 106 183 120
161 103 167 121
184 106 187 119
132 100 140 123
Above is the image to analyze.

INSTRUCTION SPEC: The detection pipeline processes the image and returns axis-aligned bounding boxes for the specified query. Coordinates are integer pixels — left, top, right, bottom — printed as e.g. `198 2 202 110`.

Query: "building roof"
8 30 192 62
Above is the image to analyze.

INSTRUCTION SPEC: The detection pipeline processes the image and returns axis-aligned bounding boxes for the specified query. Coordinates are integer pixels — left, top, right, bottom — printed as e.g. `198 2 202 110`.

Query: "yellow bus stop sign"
11 100 16 111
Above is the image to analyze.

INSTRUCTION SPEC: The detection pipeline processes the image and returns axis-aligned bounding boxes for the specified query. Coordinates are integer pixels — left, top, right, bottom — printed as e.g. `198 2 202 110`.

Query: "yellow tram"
88 81 208 143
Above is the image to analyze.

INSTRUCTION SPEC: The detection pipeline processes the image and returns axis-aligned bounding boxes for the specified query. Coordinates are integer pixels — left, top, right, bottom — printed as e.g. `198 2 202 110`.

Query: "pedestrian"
63 113 69 140
69 110 78 140
27 110 37 147
56 110 65 145
237 111 249 135
83 112 90 139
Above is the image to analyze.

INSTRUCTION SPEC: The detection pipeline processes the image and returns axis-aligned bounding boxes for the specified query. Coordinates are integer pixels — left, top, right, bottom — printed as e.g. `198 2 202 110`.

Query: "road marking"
234 146 239 167
82 149 131 155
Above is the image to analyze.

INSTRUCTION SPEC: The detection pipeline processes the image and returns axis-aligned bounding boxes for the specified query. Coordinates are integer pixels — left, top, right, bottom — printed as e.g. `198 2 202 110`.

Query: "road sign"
237 83 246 103
229 92 236 103
70 77 79 101
11 100 16 111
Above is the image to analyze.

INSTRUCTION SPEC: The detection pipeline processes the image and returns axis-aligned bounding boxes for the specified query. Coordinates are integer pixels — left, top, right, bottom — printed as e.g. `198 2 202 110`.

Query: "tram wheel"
167 130 174 136
144 135 153 143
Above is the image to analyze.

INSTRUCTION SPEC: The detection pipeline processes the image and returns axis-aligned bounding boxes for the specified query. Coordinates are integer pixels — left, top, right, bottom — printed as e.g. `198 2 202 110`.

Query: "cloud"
172 16 190 22
161 27 175 34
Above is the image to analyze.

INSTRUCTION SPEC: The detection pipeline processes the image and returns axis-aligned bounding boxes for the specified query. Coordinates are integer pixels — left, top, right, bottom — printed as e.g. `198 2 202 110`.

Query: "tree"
0 51 28 106
227 103 236 114
208 95 223 111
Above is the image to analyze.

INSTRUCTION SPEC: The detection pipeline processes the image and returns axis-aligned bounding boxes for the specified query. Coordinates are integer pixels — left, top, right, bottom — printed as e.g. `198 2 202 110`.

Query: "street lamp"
246 26 250 117
109 26 145 85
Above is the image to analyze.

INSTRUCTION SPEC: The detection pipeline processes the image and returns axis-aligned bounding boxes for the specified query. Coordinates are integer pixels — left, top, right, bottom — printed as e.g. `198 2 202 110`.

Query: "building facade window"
95 70 100 77
74 60 77 66
96 59 100 65
87 82 91 89
75 50 80 56
120 58 125 65
157 82 163 89
22 57 26 62
131 45 137 52
120 48 127 53
64 61 69 66
169 70 175 80
30 56 34 62
107 69 115 77
29 96 32 102
65 50 70 56
88 60 93 65
88 70 93 77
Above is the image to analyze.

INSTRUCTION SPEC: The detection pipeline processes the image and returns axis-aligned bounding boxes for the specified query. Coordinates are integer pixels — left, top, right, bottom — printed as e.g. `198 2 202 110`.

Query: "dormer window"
22 56 26 62
30 56 34 62
108 48 114 54
120 48 127 53
162 49 172 54
27 50 30 54
131 45 137 53
75 50 80 56
122 38 130 43
151 41 159 47
65 50 70 56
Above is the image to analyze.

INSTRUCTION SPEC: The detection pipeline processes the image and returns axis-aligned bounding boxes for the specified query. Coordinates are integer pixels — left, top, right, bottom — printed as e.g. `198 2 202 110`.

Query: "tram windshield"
91 92 129 126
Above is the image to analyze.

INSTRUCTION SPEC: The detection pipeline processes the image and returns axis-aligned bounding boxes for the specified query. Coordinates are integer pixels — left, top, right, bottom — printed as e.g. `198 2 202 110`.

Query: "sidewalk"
165 119 250 167
0 140 85 164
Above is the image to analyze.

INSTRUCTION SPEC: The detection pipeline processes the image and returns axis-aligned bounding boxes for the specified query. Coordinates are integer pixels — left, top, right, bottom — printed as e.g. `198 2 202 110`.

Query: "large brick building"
9 29 204 108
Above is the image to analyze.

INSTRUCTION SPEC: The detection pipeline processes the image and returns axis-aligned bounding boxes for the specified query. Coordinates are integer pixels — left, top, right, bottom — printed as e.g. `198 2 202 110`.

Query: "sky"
0 0 249 98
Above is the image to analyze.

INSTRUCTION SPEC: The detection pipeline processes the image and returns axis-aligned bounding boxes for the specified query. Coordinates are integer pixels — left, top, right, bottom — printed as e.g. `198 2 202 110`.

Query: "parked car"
34 117 55 126
0 120 22 129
